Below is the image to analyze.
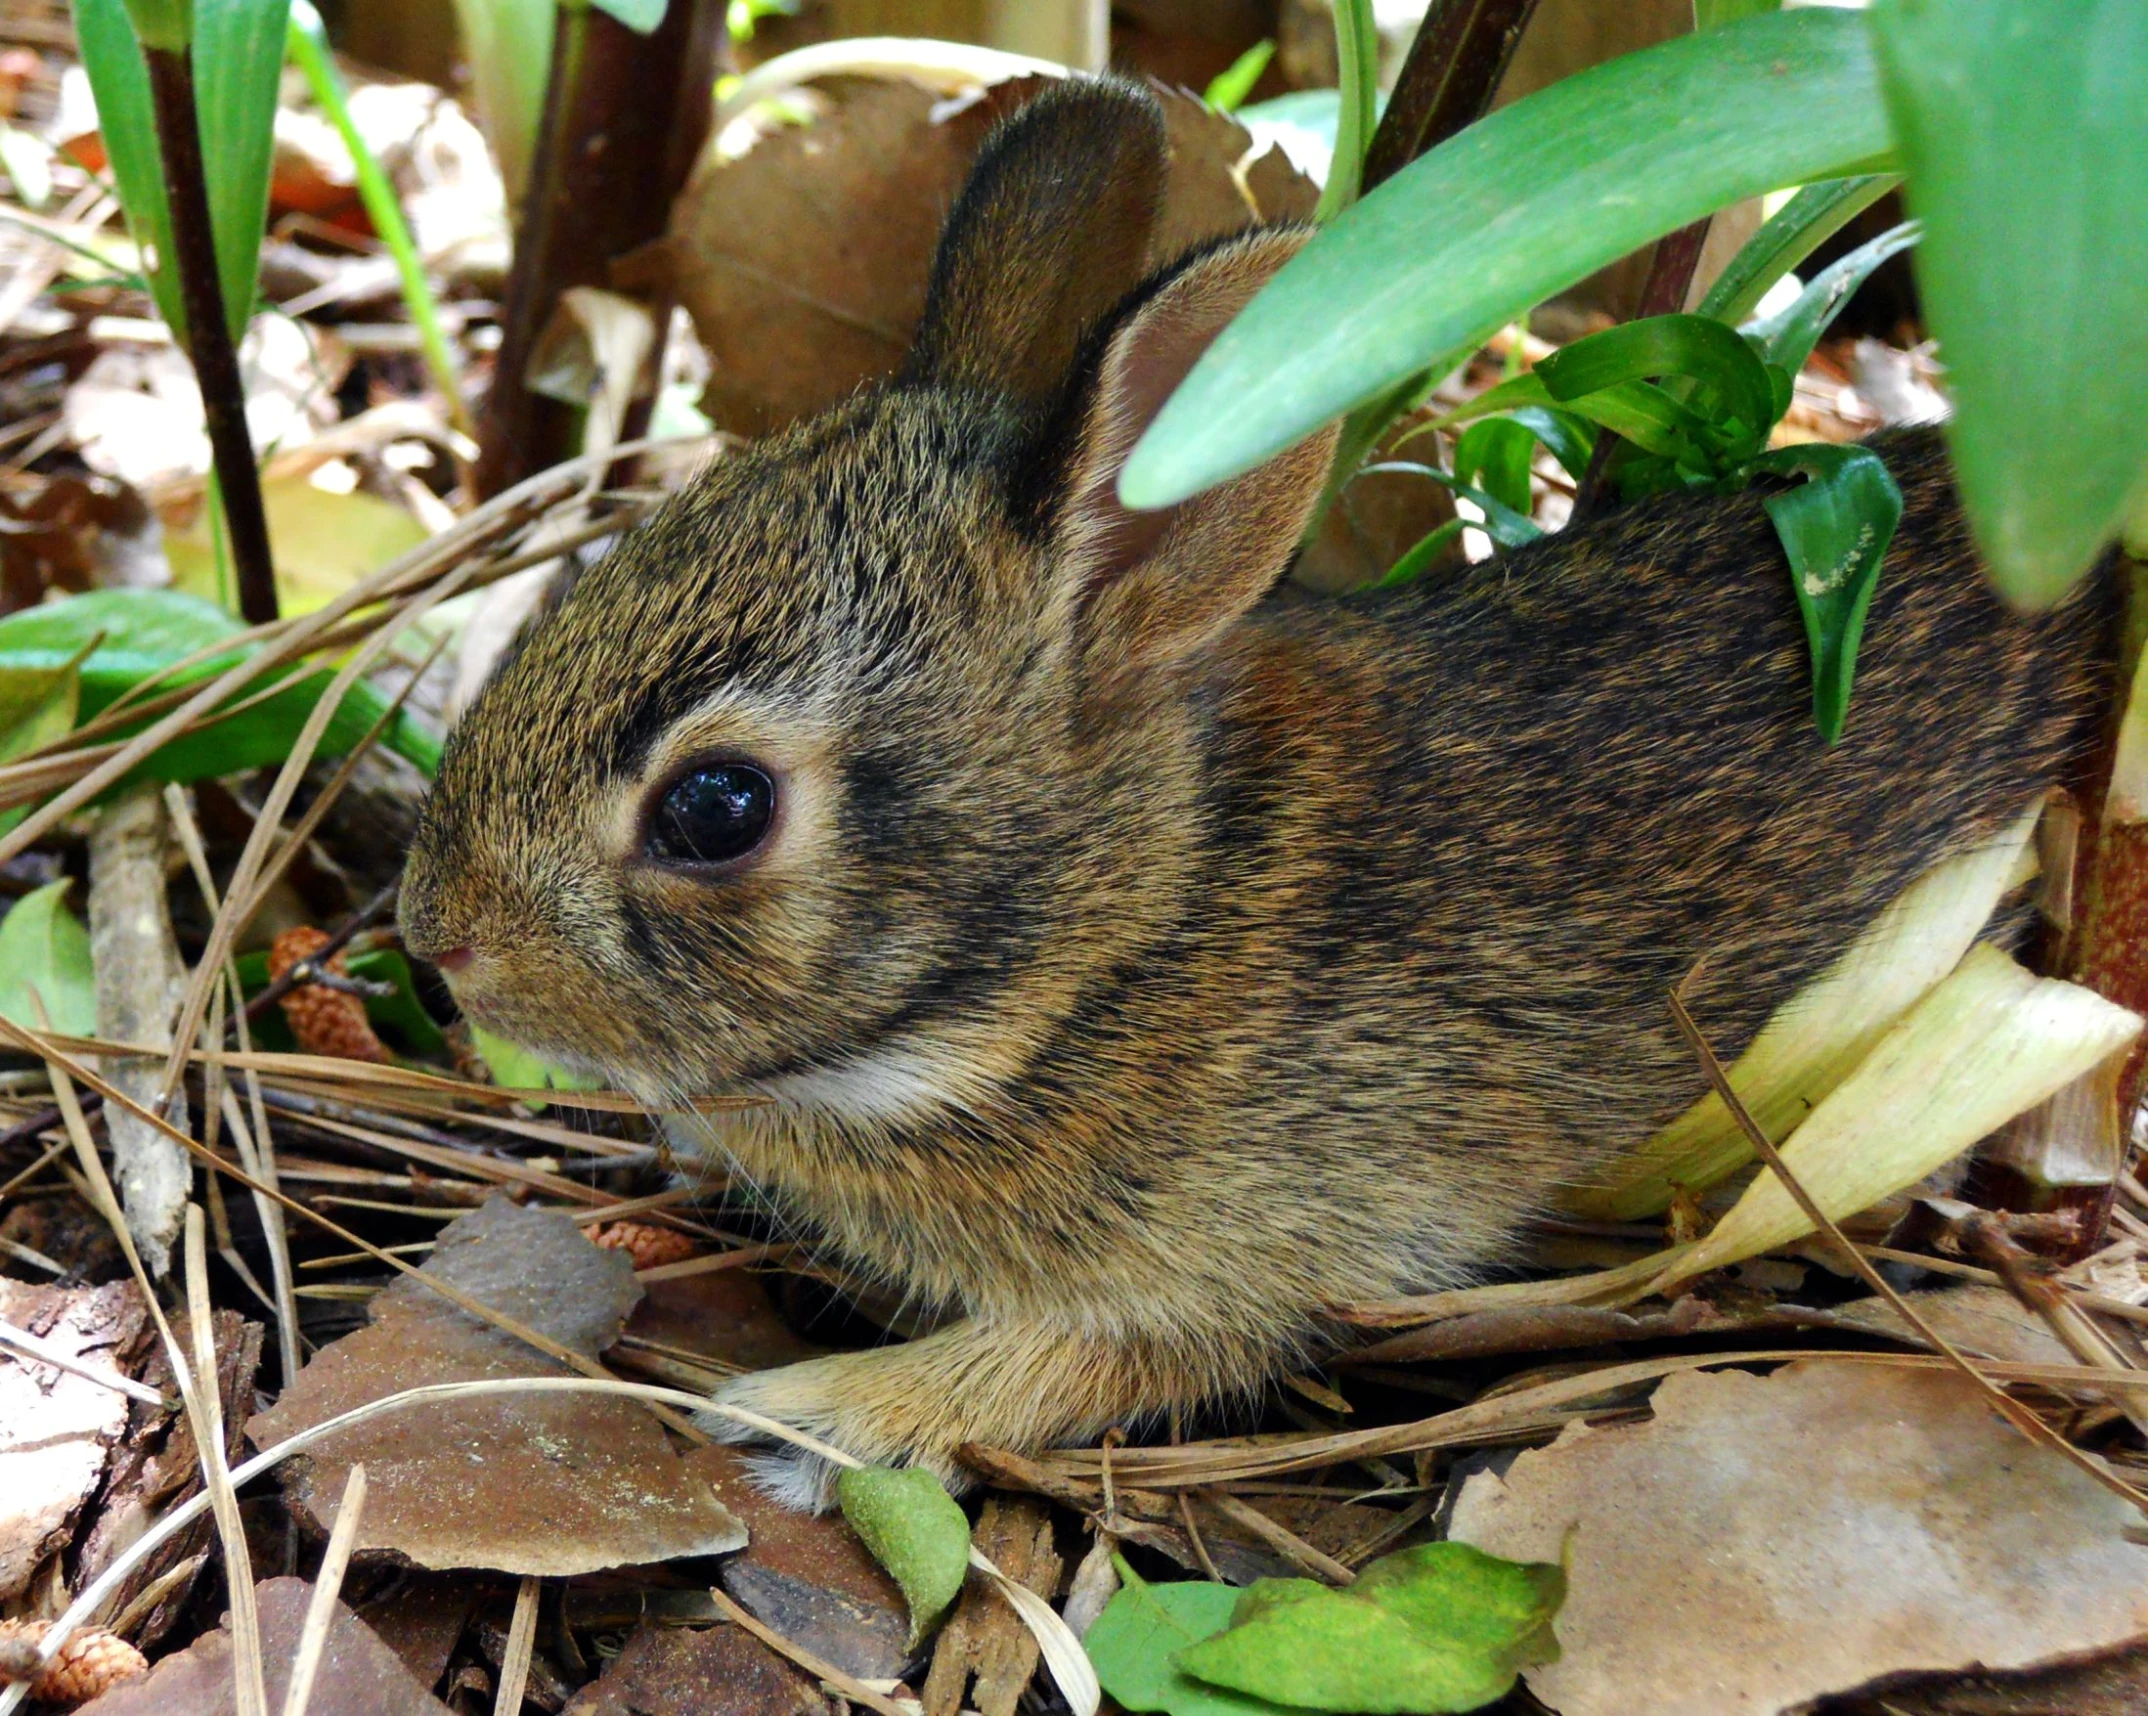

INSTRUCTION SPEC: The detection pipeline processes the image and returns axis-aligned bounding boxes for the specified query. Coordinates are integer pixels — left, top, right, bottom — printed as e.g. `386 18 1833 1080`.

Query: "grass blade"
1695 174 1901 326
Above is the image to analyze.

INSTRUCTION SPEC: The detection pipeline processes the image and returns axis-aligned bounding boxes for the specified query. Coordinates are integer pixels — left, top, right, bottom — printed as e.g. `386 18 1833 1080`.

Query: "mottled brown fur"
400 81 2115 1502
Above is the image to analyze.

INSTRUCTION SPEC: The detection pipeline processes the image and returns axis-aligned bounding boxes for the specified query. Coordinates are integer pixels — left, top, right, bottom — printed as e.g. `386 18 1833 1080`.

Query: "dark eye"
646 763 775 867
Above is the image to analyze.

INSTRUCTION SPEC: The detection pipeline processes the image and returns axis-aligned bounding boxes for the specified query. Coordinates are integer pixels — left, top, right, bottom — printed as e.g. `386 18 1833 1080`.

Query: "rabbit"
398 77 2116 1507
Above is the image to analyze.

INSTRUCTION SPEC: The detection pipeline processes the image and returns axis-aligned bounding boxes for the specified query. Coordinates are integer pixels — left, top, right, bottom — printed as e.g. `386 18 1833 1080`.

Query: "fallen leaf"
1448 1360 2148 1716
921 1494 1063 1716
0 878 96 1036
245 1196 747 1576
1173 1545 1562 1716
1085 1568 1280 1716
837 1465 972 1649
73 1576 451 1715
666 72 1314 438
162 470 430 617
693 1444 911 1680
0 1280 146 1601
561 1621 829 1716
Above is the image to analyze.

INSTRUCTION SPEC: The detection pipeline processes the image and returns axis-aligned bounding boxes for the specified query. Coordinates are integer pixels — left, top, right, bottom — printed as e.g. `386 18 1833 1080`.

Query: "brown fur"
400 81 2115 1502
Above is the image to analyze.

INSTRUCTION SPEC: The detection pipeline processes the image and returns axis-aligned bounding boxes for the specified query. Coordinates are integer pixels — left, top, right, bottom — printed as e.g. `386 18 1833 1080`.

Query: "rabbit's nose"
432 945 476 974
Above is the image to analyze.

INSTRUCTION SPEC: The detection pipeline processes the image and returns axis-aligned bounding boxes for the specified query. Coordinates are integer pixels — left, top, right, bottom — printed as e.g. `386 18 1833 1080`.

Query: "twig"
1664 986 2148 1515
0 1317 171 1408
140 44 277 623
240 883 401 1024
184 1206 267 1716
1197 1489 1356 1584
493 1577 540 1716
1362 0 1544 192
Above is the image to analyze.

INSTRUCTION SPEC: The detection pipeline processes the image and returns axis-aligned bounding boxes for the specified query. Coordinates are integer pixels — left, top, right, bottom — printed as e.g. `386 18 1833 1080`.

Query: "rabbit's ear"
1046 227 1336 678
904 79 1166 405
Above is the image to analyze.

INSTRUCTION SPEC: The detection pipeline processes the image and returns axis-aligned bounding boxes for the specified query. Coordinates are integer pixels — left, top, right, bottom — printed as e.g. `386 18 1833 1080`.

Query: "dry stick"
185 1206 268 1716
1361 0 1545 192
281 1464 367 1716
1197 1488 1357 1584
494 1577 541 1716
1663 986 2148 1516
704 1584 910 1716
140 43 276 624
0 1014 709 1444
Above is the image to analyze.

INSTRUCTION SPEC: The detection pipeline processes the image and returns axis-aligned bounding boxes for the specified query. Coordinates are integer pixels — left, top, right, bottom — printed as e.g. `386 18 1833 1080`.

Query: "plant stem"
473 0 723 499
1362 0 1544 192
141 43 278 625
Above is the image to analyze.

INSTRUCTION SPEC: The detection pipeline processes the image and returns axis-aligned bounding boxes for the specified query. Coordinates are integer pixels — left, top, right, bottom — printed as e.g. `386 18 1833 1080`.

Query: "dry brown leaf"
245 1197 746 1575
1823 1282 2077 1367
666 73 1315 439
561 1621 829 1716
73 1576 449 1716
1449 1361 2148 1716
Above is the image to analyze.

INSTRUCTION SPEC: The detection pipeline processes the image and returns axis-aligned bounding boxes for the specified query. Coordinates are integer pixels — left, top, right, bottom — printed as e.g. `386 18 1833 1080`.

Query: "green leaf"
468 1022 601 1097
1696 174 1902 327
1743 219 1920 376
1204 39 1275 113
1365 463 1543 552
1747 443 1903 743
449 0 557 211
836 1466 971 1649
1371 519 1465 590
1314 0 1378 221
1694 0 1776 26
1453 418 1537 519
75 0 291 343
1494 406 1597 484
589 0 666 32
0 589 436 784
118 0 191 51
1085 1564 1290 1716
1174 1544 1564 1716
0 635 91 838
0 879 98 1037
1869 0 2148 609
1121 7 1893 510
1537 314 1778 450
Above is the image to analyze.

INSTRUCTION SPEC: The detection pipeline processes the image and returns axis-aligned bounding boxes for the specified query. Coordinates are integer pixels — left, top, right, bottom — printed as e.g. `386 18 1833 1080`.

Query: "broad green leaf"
589 0 667 32
0 637 91 837
1314 0 1378 221
1747 444 1903 743
74 0 291 343
1085 1565 1287 1716
1696 174 1901 327
1869 0 2148 608
1175 1544 1564 1715
468 1022 602 1097
1432 372 1713 463
119 0 191 51
836 1466 971 1648
0 589 437 782
1537 314 1778 452
1493 406 1596 485
1694 0 1776 26
0 879 98 1037
449 0 556 212
1121 7 1893 510
1205 39 1274 112
1743 220 1920 377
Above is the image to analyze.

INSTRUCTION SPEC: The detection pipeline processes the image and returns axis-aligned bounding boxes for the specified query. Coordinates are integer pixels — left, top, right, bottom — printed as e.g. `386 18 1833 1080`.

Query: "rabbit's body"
401 82 2113 1503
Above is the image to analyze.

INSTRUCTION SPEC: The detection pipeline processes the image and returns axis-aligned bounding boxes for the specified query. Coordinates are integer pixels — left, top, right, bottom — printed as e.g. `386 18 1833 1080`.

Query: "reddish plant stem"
1570 216 1714 518
1362 0 1544 192
142 44 278 624
474 0 723 499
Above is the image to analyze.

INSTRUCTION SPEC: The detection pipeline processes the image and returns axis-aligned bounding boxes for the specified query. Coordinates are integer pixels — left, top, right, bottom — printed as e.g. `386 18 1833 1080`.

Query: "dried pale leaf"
164 474 430 618
245 1198 746 1575
1576 800 2043 1219
1449 1362 2148 1716
1824 1283 2074 1367
1650 943 2141 1293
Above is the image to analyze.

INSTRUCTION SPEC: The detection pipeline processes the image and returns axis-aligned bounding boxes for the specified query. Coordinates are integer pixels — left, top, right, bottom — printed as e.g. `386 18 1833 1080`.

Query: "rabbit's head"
400 79 1338 1111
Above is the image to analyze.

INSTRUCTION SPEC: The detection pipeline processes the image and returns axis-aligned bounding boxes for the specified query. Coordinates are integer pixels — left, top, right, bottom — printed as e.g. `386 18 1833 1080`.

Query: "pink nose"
433 945 476 974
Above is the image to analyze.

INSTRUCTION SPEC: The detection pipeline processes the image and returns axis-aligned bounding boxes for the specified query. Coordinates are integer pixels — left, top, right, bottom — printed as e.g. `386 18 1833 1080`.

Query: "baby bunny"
401 78 2114 1505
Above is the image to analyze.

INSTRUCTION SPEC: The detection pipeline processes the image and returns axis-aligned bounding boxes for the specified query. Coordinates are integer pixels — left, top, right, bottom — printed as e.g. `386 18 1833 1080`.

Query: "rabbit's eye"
646 764 775 867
